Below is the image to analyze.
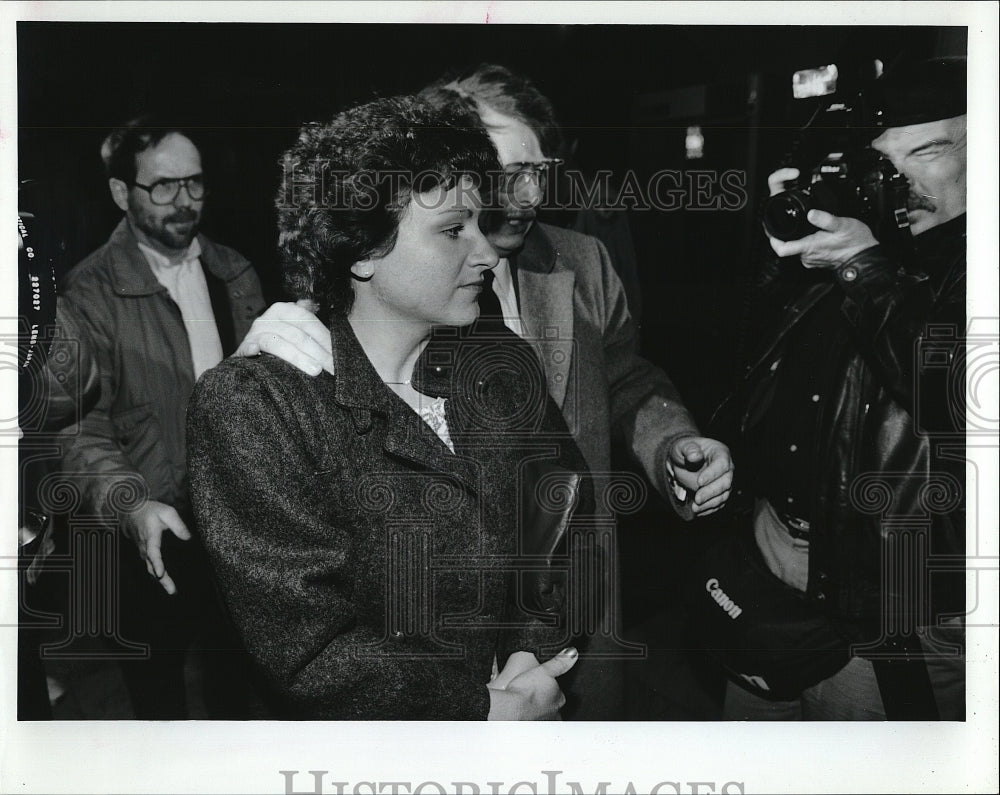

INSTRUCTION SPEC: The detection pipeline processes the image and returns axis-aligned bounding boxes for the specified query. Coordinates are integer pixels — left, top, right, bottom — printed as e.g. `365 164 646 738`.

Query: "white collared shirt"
138 238 224 380
490 258 525 339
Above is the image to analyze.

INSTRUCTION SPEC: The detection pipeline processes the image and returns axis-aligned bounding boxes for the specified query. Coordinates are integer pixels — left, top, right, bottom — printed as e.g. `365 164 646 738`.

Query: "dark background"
18 22 966 628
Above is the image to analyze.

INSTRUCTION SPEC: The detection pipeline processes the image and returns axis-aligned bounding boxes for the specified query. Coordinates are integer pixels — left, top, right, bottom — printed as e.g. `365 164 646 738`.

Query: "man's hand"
769 209 878 269
766 168 878 269
487 648 577 720
122 500 191 595
668 437 734 516
234 300 333 376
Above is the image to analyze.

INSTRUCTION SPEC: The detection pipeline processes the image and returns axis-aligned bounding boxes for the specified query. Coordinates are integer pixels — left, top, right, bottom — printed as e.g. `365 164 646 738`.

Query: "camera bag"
683 515 853 701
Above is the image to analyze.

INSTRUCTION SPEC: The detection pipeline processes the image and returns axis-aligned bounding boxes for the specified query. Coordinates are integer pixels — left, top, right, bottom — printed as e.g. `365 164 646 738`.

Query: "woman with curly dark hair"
187 95 588 720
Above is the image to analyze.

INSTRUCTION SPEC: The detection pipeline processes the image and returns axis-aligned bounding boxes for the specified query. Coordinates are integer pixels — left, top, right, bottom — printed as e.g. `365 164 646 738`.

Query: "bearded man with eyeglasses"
57 118 267 718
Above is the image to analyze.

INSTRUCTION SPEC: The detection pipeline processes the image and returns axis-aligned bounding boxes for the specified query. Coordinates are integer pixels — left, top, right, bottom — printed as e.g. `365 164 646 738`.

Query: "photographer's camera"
762 60 913 249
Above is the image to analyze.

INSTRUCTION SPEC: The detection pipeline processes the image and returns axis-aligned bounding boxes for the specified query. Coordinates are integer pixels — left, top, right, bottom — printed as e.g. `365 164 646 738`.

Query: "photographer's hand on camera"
766 168 878 270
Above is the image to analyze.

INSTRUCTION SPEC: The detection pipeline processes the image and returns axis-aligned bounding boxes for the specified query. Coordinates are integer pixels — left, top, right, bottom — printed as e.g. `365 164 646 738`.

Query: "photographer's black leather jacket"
713 215 967 636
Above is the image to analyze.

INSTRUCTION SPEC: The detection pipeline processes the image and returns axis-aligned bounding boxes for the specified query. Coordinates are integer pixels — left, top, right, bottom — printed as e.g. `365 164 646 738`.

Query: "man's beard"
134 207 200 251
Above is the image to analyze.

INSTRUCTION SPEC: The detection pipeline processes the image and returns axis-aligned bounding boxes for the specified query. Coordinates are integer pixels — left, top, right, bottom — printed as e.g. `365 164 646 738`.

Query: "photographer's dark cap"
873 57 967 129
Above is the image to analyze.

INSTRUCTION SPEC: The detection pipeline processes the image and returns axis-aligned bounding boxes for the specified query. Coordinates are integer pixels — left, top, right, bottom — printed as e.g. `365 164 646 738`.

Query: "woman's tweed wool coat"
187 318 590 719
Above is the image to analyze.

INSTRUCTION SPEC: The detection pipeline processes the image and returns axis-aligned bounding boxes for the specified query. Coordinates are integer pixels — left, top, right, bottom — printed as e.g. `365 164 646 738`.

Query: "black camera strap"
880 170 917 269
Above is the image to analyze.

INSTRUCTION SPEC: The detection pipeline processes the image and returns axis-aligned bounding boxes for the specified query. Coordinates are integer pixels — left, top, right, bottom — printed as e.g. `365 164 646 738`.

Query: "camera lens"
762 188 815 241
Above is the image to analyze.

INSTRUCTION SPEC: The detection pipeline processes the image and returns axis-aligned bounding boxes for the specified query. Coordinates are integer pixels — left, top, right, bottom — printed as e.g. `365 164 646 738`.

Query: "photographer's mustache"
907 192 937 213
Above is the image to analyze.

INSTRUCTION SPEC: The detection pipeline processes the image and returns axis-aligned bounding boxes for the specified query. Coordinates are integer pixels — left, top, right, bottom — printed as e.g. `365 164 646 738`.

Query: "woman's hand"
487 648 578 720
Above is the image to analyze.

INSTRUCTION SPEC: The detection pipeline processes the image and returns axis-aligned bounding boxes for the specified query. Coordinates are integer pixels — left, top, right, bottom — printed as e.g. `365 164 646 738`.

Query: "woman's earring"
351 262 375 281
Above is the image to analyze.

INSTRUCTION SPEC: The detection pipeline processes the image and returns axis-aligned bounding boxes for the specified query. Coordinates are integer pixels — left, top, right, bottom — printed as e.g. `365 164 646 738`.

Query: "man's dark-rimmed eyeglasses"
502 159 563 209
132 174 207 205
504 158 562 188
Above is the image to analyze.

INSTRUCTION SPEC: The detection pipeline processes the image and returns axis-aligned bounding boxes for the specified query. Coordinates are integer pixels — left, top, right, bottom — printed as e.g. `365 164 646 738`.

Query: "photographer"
705 57 966 719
